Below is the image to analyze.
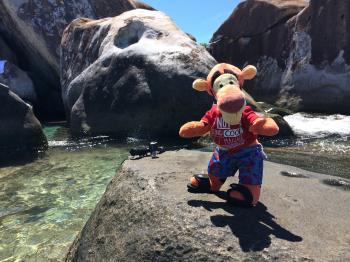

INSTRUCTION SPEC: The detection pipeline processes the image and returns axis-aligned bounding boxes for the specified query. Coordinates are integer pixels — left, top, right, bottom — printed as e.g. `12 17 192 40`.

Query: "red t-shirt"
201 104 259 152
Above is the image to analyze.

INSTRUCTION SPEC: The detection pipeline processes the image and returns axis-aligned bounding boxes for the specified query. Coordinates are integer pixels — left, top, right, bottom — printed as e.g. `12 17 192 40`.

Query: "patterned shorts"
208 144 265 185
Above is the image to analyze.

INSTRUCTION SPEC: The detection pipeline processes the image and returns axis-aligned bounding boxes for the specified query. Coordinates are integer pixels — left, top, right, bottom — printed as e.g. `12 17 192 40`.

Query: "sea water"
0 125 129 261
265 113 350 178
0 113 349 261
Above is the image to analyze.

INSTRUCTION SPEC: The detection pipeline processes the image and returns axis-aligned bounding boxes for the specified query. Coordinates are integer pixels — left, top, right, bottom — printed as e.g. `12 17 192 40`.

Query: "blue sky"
142 0 240 44
0 60 5 74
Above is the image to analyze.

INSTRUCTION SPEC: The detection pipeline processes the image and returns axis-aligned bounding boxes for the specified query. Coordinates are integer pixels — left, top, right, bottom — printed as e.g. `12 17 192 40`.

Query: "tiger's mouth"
216 84 246 125
219 101 246 125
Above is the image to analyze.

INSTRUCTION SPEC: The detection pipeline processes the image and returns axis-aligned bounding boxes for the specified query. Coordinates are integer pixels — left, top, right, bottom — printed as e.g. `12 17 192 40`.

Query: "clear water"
264 113 350 179
263 135 350 179
0 125 129 261
1 113 349 261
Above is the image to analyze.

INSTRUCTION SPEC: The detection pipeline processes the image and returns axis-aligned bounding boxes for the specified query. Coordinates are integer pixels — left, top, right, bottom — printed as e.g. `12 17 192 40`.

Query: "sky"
142 0 240 44
0 60 5 74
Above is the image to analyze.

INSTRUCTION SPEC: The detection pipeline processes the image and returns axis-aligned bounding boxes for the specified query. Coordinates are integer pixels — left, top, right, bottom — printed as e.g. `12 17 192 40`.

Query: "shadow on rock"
188 194 302 252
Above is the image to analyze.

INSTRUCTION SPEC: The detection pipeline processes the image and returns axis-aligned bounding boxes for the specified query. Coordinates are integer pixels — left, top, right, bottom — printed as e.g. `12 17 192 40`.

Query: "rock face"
0 36 17 64
133 0 156 10
247 98 295 138
0 61 37 104
209 0 350 114
66 150 350 261
0 0 141 118
61 9 216 137
0 83 47 163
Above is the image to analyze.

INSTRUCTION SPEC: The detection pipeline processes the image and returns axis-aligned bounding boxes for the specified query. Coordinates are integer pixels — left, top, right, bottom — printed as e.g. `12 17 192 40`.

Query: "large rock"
0 0 142 118
133 0 156 10
0 35 17 64
209 0 350 114
0 83 47 163
246 96 295 138
65 150 350 261
0 60 37 104
61 9 216 137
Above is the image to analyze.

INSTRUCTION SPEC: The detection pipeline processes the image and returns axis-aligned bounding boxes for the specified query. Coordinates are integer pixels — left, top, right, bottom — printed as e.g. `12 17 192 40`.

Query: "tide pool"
1 113 350 261
0 125 129 261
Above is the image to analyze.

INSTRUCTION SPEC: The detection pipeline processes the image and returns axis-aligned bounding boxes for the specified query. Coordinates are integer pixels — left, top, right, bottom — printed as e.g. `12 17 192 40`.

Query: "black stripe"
223 69 234 75
224 69 239 80
211 71 222 88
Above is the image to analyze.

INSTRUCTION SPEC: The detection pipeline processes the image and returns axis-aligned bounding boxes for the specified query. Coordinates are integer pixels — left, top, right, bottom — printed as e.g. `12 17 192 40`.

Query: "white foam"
284 113 350 136
48 141 71 147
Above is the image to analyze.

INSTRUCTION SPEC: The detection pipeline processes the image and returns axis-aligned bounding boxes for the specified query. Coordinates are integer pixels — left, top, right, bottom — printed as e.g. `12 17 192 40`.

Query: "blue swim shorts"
208 144 265 185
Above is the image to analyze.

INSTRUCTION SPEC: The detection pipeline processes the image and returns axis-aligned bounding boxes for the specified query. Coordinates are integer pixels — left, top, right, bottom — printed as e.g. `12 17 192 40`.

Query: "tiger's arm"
249 117 279 136
179 121 211 138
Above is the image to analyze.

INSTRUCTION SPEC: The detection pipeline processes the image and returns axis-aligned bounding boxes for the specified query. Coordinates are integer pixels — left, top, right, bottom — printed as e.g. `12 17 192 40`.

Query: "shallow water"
0 125 129 261
265 113 350 179
0 113 349 261
263 135 350 179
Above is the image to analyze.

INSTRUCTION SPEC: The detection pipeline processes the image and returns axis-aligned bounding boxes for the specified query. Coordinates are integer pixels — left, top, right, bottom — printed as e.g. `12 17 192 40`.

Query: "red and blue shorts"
208 144 265 185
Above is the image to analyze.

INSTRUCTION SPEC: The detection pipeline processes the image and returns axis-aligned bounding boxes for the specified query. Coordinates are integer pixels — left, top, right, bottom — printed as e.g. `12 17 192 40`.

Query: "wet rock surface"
209 0 350 114
61 9 216 137
322 178 350 191
280 171 309 178
0 83 47 164
66 150 350 261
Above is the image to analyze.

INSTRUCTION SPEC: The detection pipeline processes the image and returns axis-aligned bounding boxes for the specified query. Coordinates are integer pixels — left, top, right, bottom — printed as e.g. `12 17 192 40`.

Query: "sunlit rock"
209 0 350 114
61 9 216 137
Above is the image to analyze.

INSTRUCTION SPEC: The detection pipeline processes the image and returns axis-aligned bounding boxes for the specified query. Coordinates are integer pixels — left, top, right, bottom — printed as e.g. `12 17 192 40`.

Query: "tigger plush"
179 63 279 206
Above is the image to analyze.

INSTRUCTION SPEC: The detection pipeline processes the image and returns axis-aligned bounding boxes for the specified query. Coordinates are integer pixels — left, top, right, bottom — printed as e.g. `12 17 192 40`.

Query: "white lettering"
216 117 230 129
223 127 242 138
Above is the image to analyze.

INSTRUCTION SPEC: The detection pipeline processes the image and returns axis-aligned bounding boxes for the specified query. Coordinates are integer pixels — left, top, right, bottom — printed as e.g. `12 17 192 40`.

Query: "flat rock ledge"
66 150 350 261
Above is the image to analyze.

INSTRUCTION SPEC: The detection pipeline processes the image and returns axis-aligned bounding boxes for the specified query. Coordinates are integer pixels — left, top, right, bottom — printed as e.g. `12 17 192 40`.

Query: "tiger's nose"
218 92 245 113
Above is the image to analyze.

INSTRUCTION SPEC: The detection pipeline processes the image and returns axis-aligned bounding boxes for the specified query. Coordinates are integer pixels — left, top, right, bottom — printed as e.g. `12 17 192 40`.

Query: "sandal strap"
194 174 210 190
187 174 211 192
227 183 253 206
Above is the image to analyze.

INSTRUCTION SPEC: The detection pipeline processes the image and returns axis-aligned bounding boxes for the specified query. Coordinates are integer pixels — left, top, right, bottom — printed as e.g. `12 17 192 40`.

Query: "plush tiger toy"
179 63 279 206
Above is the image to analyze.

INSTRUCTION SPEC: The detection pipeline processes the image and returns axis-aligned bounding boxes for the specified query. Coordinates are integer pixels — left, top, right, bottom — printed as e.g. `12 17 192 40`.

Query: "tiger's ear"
193 79 210 92
242 65 257 80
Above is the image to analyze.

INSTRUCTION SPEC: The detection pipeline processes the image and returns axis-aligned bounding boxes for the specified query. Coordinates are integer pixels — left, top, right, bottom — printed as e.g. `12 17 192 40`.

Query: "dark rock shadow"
0 149 39 168
188 192 302 252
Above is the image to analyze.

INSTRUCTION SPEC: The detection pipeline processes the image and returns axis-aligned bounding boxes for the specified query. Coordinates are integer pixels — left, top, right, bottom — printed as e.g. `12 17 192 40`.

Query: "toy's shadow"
188 192 302 252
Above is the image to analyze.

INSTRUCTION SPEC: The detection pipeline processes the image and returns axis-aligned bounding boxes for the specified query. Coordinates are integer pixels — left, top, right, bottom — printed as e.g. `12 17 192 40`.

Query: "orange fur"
208 174 224 191
181 63 278 206
179 121 211 138
249 117 279 136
